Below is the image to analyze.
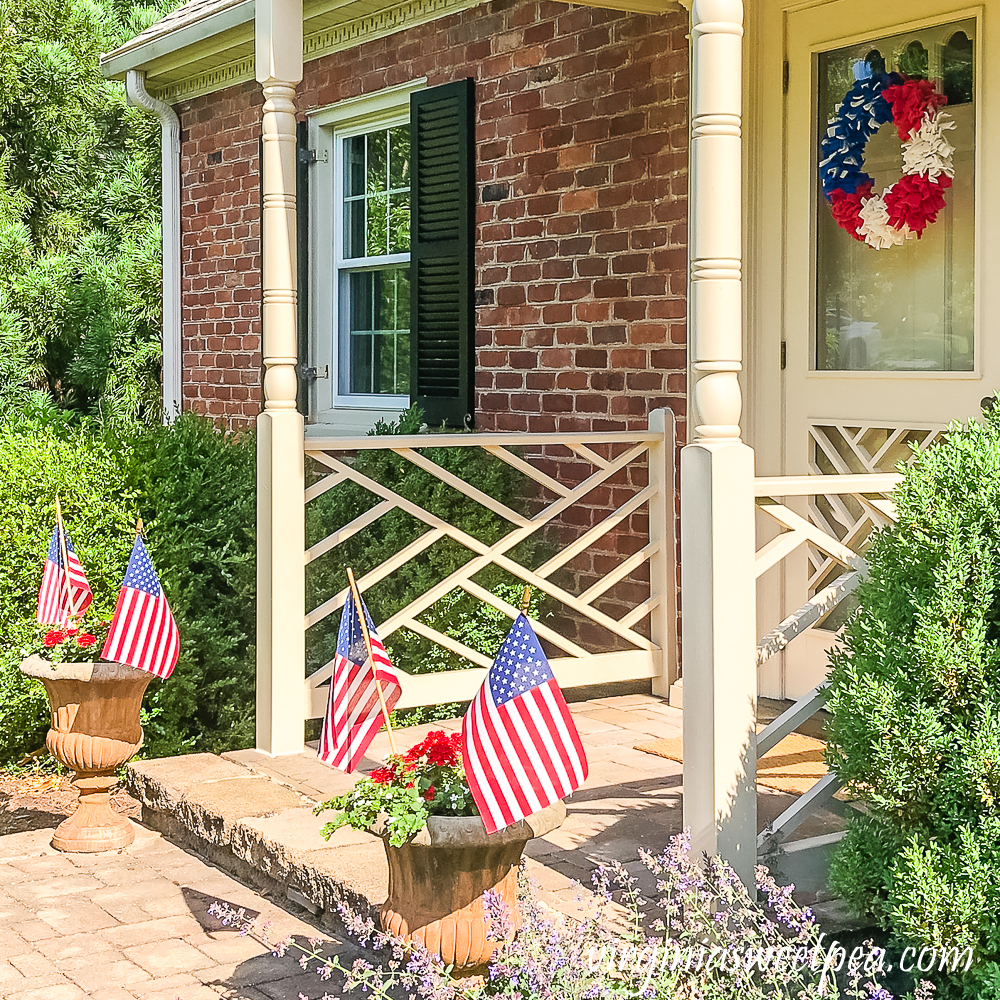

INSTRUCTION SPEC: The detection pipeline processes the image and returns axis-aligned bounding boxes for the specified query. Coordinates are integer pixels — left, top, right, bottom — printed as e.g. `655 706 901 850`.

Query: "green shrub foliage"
126 415 257 757
0 0 174 425
826 406 1000 998
0 413 255 762
1 406 542 762
0 416 137 761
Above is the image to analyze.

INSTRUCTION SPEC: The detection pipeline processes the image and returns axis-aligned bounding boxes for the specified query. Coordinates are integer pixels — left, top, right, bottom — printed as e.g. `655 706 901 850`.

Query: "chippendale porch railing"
300 410 677 720
753 472 901 854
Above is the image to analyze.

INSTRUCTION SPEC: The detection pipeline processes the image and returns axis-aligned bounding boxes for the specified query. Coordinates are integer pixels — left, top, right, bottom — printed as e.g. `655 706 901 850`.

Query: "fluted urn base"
20 656 152 853
371 801 565 975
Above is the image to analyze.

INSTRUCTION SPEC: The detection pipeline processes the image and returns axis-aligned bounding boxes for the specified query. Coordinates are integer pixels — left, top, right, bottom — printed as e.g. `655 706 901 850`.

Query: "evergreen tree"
0 0 176 425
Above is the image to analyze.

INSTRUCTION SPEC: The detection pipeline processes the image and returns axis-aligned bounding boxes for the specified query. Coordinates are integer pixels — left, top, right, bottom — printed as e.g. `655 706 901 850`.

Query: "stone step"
124 752 388 929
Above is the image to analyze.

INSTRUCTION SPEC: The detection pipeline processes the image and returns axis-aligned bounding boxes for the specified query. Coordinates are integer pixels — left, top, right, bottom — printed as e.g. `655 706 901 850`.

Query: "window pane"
345 135 366 197
367 130 388 195
344 266 410 395
389 125 410 189
389 192 409 254
342 126 411 260
344 198 365 259
816 19 975 371
366 192 388 257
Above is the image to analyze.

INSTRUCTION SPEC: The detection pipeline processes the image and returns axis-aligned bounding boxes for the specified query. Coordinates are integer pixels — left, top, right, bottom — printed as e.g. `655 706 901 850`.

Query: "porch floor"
125 693 850 936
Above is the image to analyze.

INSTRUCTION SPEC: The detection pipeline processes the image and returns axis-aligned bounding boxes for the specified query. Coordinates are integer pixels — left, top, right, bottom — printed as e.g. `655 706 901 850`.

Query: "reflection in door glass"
816 20 974 372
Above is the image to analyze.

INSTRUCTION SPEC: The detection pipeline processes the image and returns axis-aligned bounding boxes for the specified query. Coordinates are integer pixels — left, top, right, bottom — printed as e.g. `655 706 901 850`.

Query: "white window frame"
308 79 426 430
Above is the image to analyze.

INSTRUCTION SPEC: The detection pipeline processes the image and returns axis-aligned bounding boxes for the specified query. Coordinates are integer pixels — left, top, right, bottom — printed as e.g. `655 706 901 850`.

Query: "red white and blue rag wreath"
819 63 956 250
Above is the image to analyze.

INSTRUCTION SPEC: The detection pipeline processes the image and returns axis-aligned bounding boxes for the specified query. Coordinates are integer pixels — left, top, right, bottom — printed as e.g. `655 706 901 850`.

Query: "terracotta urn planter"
20 655 152 853
369 799 565 975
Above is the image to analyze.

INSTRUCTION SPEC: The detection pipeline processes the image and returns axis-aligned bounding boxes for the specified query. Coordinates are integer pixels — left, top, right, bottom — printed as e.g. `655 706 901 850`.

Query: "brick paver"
0 825 360 1000
1 693 849 997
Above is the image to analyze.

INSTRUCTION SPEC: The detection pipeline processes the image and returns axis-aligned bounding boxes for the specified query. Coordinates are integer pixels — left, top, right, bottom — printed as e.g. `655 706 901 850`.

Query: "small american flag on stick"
462 613 588 834
36 524 93 625
100 535 179 679
318 586 401 772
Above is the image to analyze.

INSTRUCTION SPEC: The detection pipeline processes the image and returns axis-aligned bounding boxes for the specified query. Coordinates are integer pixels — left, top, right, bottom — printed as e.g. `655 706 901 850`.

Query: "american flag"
100 536 180 679
36 525 93 625
318 591 401 772
462 614 588 834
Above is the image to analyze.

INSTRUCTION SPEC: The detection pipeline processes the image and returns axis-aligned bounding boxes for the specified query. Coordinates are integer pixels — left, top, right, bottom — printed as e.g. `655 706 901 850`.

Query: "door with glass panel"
779 2 989 698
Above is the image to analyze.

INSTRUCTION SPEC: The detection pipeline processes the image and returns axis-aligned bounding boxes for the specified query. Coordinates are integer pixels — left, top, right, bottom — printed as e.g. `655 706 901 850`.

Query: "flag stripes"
102 587 179 679
318 593 401 773
462 614 588 834
100 536 180 679
36 526 93 625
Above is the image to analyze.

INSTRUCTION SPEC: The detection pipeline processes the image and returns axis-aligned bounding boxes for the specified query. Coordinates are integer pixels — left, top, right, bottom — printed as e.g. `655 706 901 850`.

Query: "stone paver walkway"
0 824 356 1000
1 692 849 999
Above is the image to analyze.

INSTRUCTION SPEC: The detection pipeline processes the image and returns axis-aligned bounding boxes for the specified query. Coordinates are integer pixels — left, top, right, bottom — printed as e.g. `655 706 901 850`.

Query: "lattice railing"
806 422 945 593
753 472 901 852
302 411 676 717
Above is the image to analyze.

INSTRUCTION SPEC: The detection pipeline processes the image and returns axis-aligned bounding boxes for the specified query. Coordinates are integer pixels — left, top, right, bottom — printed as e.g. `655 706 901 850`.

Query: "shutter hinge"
780 341 787 370
298 147 329 165
297 364 329 382
782 60 789 95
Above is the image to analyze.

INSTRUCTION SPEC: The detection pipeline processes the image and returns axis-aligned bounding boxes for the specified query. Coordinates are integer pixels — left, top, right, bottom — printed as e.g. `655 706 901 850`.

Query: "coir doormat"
634 732 827 795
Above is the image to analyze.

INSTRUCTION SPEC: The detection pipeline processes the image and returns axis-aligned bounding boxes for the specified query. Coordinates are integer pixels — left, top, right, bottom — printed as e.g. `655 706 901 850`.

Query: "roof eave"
99 0 255 80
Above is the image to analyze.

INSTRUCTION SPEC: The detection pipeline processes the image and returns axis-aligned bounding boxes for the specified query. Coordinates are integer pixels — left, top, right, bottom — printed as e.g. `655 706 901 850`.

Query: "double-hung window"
305 79 474 431
339 121 411 399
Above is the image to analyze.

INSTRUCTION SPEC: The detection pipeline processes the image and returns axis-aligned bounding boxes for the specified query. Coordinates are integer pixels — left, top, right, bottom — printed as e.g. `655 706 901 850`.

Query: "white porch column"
255 0 305 755
681 0 757 881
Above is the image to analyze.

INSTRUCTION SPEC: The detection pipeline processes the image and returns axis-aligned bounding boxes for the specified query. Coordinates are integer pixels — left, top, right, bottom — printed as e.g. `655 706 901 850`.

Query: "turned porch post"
681 0 757 881
255 0 306 754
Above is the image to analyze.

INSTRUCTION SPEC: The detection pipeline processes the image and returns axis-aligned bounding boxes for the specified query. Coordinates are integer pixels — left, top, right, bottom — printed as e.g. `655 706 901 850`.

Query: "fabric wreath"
819 63 955 249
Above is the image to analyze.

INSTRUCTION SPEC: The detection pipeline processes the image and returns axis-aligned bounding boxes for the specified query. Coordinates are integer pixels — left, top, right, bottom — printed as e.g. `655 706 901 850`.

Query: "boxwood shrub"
0 412 256 762
825 405 1000 999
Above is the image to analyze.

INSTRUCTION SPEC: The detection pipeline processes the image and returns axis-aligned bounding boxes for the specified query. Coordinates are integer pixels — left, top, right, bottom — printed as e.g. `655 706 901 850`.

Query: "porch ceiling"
100 0 687 104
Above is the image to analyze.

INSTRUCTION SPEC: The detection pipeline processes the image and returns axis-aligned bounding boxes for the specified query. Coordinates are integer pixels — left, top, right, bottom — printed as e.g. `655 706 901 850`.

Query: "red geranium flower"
370 767 396 785
426 744 457 766
66 626 79 636
75 634 97 648
423 785 436 801
420 730 458 767
43 630 66 648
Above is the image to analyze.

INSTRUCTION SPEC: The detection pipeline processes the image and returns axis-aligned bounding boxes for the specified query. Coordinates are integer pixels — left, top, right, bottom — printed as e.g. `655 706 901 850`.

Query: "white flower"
902 111 956 180
856 191 910 250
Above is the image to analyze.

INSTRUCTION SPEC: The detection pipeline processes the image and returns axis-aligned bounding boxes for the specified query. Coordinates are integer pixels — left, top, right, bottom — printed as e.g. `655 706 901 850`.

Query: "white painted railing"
302 409 677 720
753 472 900 852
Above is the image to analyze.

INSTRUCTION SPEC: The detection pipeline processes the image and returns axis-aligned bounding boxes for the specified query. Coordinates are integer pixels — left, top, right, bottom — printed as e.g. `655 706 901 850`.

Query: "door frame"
745 0 987 697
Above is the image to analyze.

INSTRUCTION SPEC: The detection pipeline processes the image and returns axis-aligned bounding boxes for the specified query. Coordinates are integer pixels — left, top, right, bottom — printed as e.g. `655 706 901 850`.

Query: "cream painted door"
773 1 991 698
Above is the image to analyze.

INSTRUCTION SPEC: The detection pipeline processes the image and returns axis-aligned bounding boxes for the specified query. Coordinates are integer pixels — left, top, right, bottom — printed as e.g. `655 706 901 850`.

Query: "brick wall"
178 0 688 654
176 0 689 439
178 80 262 428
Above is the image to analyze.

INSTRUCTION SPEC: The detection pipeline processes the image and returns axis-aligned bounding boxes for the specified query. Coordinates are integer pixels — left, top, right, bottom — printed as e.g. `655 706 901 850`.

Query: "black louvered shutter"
295 120 310 417
410 79 475 428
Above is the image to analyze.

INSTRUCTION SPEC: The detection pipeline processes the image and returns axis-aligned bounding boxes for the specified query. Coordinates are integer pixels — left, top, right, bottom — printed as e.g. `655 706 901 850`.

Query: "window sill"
306 406 406 437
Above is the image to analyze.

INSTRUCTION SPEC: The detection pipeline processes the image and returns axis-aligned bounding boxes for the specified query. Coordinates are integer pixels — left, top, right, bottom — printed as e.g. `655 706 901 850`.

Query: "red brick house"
101 0 993 871
103 0 690 437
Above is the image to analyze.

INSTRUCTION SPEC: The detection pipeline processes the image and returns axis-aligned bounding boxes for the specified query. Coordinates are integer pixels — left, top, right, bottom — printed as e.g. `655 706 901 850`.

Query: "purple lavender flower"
483 887 513 941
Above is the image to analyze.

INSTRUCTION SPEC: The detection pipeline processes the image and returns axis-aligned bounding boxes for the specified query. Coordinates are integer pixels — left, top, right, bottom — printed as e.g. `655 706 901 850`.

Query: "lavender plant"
211 831 936 1000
